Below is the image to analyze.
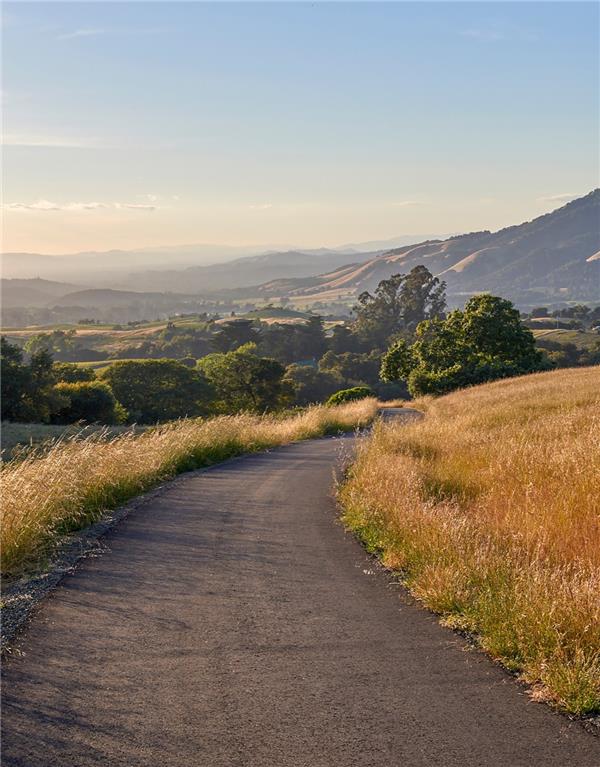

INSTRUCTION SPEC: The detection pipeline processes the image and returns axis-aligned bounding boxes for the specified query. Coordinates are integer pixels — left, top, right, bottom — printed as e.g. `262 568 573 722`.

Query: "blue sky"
2 2 598 253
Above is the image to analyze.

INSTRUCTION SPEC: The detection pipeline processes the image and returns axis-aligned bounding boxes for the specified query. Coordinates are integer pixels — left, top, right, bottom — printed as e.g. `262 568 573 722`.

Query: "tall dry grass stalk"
1 399 377 577
340 367 600 715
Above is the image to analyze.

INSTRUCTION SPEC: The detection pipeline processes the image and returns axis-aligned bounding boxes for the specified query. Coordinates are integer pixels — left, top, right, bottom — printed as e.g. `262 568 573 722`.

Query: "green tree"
1 338 30 420
381 294 546 397
258 323 300 364
198 343 292 413
259 317 327 364
353 266 446 347
53 362 97 383
100 359 214 423
24 329 77 361
51 382 126 425
399 264 448 330
328 324 361 354
319 350 381 387
530 307 549 318
294 316 327 360
211 319 259 353
283 364 340 406
1 337 66 422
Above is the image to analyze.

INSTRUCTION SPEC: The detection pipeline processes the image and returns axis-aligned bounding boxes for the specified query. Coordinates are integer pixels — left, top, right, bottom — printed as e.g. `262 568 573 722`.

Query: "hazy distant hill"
3 195 597 310
51 288 188 308
1 234 444 289
124 249 380 292
1 278 85 308
0 245 273 283
270 191 600 306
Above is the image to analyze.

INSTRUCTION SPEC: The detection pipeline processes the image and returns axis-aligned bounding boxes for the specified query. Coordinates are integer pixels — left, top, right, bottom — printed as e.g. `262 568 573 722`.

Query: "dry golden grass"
340 367 600 715
1 399 377 577
377 399 407 409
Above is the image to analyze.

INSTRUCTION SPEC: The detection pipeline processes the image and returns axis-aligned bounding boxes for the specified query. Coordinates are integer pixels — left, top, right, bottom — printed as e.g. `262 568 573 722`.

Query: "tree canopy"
100 359 214 423
1 338 66 422
51 381 126 425
353 266 446 347
211 319 260 353
283 364 340 406
197 343 292 413
53 362 97 383
381 294 546 396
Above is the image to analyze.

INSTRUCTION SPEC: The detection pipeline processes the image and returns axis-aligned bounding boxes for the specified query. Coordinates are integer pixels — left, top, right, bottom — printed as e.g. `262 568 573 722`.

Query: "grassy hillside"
283 191 600 305
340 367 599 714
1 399 378 577
2 316 208 360
532 328 600 350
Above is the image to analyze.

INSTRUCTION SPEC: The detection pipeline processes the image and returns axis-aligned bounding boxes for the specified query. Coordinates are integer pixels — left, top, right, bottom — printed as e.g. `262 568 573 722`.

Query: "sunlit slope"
285 190 600 303
341 366 600 714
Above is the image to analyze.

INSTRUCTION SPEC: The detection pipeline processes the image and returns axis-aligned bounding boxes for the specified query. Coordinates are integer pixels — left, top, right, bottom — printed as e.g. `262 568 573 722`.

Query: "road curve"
2 431 598 766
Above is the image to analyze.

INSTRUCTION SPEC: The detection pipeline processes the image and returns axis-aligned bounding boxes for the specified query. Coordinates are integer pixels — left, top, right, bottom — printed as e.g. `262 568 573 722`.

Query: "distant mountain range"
0 234 445 287
1 194 598 314
0 245 277 283
257 191 600 306
124 250 378 293
1 278 84 308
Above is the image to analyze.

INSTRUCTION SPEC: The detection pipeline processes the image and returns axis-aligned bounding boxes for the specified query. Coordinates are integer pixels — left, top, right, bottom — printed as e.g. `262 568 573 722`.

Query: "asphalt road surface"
2 427 599 766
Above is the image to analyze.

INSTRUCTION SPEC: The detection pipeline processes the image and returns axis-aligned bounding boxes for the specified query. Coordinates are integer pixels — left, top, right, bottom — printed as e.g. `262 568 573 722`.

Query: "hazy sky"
2 1 598 254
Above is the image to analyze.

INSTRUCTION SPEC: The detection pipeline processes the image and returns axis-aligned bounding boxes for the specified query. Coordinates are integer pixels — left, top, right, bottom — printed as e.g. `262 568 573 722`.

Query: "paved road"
2 430 599 766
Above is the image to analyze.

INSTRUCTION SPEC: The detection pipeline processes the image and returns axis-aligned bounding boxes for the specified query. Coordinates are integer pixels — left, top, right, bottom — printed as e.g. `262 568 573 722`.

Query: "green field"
1 316 212 360
532 328 600 349
244 307 311 320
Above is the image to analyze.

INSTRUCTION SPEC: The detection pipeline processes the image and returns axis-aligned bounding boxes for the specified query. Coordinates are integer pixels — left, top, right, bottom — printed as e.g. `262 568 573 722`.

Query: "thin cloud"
391 200 427 208
57 26 162 42
462 28 504 42
461 23 538 43
6 199 157 212
115 203 157 210
57 28 104 41
3 134 105 149
538 193 579 204
248 203 273 210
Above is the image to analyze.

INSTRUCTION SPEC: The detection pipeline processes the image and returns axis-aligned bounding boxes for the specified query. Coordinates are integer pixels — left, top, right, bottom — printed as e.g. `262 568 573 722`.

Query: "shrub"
327 386 373 406
51 382 126 425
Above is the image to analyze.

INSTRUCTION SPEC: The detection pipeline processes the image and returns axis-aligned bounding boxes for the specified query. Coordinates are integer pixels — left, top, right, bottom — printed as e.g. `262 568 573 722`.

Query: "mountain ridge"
266 191 600 306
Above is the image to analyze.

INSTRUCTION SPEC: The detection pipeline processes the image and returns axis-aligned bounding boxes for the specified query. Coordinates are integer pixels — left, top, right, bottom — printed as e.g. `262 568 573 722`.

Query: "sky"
2 1 599 254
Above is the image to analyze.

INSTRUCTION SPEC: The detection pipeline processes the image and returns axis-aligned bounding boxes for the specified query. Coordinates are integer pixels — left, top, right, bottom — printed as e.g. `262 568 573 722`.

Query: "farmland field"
531 328 599 349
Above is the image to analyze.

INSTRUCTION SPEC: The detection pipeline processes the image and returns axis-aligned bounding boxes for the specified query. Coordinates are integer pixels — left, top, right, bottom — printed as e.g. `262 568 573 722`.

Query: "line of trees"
4 264 597 425
2 266 446 424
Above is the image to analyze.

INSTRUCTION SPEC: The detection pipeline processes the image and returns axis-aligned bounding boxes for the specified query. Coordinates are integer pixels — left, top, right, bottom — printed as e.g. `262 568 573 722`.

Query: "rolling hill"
1 278 85 308
124 249 377 293
0 244 285 282
265 191 600 306
1 235 446 294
